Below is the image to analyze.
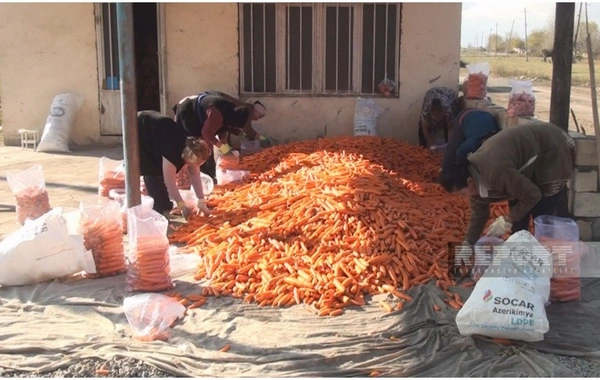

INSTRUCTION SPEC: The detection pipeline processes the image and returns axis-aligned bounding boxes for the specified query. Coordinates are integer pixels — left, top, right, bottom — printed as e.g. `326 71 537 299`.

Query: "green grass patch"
460 53 600 86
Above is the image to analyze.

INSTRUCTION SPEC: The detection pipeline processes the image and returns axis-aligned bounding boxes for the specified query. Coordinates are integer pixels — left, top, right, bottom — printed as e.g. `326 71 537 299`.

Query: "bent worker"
137 110 212 220
439 122 575 250
440 108 500 171
172 91 266 180
419 86 459 148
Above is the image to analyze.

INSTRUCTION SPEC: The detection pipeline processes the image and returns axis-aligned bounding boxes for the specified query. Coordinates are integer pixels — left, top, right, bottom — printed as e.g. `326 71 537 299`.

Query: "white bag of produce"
0 208 96 286
353 97 384 136
455 230 552 342
37 93 84 153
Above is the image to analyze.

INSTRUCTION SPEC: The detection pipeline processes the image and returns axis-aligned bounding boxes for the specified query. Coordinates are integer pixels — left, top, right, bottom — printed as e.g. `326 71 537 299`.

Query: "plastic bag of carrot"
98 157 126 197
126 205 174 293
6 164 52 225
80 196 126 278
170 136 487 316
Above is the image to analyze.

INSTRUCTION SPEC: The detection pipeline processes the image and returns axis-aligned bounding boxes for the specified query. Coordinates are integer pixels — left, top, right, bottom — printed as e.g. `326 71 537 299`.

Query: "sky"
461 2 600 48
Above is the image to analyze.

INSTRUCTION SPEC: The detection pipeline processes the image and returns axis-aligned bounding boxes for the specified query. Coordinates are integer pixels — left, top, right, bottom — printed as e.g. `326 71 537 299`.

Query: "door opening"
133 3 160 112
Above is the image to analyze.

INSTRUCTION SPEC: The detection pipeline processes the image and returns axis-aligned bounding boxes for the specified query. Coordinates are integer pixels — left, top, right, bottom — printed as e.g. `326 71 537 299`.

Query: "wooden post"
506 19 515 56
549 3 575 132
574 2 583 48
495 23 498 56
524 8 529 61
585 3 600 134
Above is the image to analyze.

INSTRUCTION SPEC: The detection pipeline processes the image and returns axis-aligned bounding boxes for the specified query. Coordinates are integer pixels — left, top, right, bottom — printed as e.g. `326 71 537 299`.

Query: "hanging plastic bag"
6 164 52 225
108 189 155 234
126 205 174 292
456 231 552 342
353 98 384 136
377 73 396 97
465 62 490 100
98 157 126 197
507 80 536 118
123 293 185 342
36 93 84 153
80 195 126 278
0 208 96 286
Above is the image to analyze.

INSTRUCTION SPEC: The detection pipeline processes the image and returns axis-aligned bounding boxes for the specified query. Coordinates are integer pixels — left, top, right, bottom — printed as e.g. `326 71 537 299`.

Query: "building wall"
0 3 101 147
164 2 462 145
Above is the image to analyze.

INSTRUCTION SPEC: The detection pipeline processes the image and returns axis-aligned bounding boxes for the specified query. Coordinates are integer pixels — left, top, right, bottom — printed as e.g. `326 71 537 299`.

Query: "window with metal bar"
239 3 401 96
101 3 120 91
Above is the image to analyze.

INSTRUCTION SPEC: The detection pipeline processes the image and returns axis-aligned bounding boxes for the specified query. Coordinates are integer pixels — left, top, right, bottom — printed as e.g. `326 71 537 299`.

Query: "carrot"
492 338 513 345
220 344 232 352
370 371 381 377
433 304 441 312
169 136 494 316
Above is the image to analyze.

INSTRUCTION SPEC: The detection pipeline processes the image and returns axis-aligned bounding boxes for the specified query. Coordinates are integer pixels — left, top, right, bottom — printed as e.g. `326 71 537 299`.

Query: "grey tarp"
1 270 599 377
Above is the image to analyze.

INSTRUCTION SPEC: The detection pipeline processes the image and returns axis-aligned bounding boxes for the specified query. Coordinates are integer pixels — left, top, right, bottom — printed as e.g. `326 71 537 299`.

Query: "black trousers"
143 175 173 215
509 187 569 233
418 120 448 148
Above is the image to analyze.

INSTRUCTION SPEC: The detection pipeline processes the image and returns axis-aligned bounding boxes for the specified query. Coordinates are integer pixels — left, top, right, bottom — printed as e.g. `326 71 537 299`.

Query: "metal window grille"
101 3 120 91
240 3 401 96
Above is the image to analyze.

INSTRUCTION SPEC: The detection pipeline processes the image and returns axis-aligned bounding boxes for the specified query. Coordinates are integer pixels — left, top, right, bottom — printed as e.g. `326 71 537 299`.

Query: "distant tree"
527 29 549 56
575 20 600 58
487 34 505 52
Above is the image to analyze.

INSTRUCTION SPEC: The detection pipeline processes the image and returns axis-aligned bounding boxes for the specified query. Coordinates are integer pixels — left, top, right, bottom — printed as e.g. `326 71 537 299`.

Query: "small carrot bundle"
6 164 52 225
126 205 174 292
98 157 126 198
80 196 126 278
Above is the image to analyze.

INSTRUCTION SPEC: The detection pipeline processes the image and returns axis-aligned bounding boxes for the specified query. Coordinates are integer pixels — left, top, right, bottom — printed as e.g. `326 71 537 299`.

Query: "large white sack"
0 208 96 286
37 93 84 153
455 230 552 342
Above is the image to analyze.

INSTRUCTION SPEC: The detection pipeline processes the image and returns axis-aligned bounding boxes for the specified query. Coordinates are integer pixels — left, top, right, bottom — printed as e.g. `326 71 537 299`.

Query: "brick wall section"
459 96 598 242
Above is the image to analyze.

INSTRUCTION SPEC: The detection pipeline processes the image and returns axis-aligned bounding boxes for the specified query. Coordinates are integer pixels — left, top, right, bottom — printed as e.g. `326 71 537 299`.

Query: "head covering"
253 101 267 118
181 137 211 166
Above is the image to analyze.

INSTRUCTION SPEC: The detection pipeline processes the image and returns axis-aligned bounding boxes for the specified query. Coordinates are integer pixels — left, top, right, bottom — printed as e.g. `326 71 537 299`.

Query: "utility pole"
574 2 584 49
506 19 515 56
482 30 485 50
495 23 498 56
585 2 599 134
489 27 493 51
524 8 529 61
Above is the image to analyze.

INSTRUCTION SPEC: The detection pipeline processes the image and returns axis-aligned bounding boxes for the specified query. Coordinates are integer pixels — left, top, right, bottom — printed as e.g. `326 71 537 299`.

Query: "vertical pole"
116 3 141 208
495 23 498 56
489 27 492 51
506 20 515 56
585 3 600 134
524 8 529 62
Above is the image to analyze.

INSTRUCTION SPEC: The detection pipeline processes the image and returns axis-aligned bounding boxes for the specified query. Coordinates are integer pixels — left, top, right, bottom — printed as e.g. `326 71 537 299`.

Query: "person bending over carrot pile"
439 122 575 255
137 110 212 220
419 86 459 148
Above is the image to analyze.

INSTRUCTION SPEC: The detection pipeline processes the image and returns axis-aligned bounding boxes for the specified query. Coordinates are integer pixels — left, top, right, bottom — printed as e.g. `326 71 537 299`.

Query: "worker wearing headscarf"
137 110 214 220
419 86 459 148
439 122 575 250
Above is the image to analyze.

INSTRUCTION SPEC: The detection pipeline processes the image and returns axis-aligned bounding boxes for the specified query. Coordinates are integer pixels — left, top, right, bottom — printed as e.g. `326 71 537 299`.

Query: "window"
100 3 120 91
240 3 402 96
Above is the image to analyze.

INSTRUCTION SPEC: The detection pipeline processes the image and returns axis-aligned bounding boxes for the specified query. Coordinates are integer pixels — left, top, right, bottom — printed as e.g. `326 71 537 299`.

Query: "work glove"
258 134 271 148
486 216 513 237
196 198 211 216
219 144 232 155
175 201 193 221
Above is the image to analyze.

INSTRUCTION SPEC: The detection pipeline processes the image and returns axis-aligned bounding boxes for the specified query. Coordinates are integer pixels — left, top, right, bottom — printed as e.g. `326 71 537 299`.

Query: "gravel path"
549 354 600 378
0 357 178 378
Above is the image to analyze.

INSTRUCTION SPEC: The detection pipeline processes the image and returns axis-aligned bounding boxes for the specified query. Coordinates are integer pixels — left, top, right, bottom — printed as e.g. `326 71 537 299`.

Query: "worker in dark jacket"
173 91 266 180
137 110 214 220
439 122 575 249
440 108 500 171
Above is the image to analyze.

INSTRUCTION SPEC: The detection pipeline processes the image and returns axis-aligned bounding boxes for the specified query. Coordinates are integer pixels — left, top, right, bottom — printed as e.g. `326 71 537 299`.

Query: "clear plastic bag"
179 189 198 210
377 73 396 96
507 80 536 117
216 169 250 185
126 205 174 292
123 293 185 342
465 62 490 100
98 157 126 197
216 151 241 170
240 138 261 156
80 195 126 278
6 164 52 225
108 189 155 234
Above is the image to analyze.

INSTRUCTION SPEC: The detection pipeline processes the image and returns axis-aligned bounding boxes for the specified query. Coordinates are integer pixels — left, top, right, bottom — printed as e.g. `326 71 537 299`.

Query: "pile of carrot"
13 188 52 225
99 171 126 197
127 236 174 293
169 137 493 316
538 237 582 302
82 219 127 278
